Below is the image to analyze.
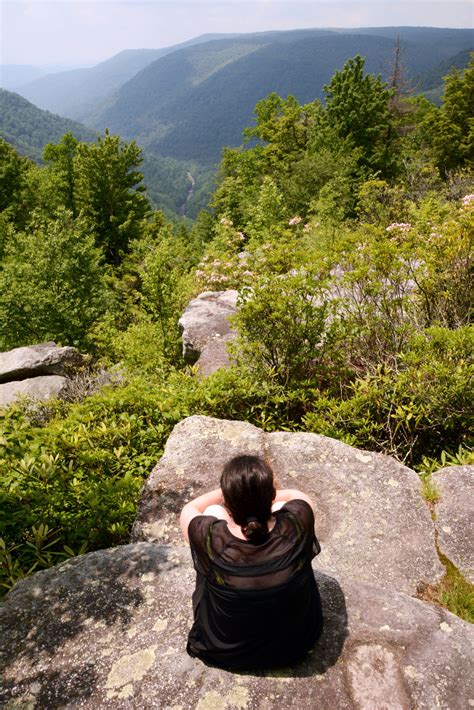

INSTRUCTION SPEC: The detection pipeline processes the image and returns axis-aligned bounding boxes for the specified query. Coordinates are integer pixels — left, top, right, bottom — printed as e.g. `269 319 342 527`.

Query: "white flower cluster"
194 252 254 288
208 273 229 283
386 222 412 232
462 194 474 208
288 216 302 226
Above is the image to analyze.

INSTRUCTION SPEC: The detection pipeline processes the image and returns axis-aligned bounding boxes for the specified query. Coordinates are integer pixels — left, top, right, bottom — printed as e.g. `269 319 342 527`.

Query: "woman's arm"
179 488 224 542
273 488 316 513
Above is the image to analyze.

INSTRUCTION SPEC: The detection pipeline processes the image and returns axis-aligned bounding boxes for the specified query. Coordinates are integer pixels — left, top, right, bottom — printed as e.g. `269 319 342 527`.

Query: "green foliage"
356 179 409 225
0 209 109 350
0 138 31 217
409 197 473 328
418 57 474 174
323 55 397 175
74 131 150 264
418 445 474 475
233 271 347 388
0 379 177 591
244 93 310 166
43 132 79 216
137 220 201 359
303 326 473 465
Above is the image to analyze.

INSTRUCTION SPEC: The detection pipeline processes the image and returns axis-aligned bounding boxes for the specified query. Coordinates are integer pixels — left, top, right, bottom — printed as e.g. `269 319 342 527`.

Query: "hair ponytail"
241 516 269 542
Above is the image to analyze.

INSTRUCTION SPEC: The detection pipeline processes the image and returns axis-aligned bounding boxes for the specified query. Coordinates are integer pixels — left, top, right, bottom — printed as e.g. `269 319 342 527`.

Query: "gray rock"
432 465 474 583
266 430 443 594
197 333 236 377
0 342 84 383
1 543 472 709
178 290 238 374
131 416 266 546
0 375 69 408
132 416 443 594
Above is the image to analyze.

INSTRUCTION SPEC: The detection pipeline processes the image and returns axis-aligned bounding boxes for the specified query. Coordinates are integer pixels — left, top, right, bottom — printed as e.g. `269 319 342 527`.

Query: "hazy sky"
1 0 473 68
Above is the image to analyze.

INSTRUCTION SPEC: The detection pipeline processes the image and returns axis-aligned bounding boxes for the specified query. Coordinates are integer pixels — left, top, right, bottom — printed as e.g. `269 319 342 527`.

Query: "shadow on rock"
303 570 349 675
131 485 198 540
0 664 97 708
0 545 181 669
236 570 348 679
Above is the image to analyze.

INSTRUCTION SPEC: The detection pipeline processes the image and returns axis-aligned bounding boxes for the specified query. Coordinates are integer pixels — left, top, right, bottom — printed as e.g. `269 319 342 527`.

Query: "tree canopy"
74 130 150 264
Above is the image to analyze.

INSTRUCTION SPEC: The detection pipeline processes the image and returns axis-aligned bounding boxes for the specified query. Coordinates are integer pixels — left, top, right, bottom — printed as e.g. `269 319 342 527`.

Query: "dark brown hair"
220 455 276 542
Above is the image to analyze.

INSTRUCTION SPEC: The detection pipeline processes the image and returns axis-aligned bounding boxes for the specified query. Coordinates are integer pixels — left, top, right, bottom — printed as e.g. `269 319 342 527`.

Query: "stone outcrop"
432 465 474 583
0 374 69 408
132 415 443 595
0 342 85 408
1 543 473 709
178 291 238 376
0 342 84 382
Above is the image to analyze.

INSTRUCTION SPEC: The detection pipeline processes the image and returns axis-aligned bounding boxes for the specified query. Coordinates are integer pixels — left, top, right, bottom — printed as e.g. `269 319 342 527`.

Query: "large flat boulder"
432 465 474 583
0 342 84 383
1 543 472 709
178 290 238 374
132 416 265 547
0 374 69 408
132 416 443 595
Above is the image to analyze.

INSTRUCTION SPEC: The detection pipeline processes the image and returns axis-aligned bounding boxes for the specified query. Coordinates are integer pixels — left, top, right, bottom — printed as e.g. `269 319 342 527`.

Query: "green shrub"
233 271 349 388
0 209 109 350
0 378 180 591
303 326 473 464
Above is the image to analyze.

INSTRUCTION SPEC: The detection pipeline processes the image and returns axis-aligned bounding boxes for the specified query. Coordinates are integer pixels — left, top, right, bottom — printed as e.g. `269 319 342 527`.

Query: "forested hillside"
0 90 212 218
15 34 238 121
89 27 473 163
0 55 472 614
0 90 96 161
417 48 474 103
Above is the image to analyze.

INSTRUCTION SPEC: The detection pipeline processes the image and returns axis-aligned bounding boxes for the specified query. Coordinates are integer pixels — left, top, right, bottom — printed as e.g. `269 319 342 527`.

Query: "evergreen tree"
0 139 30 220
421 57 474 173
323 55 397 175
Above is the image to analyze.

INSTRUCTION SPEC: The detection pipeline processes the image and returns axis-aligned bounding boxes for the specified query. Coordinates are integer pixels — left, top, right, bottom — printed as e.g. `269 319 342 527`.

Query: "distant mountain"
414 48 473 104
0 89 96 161
0 65 49 90
88 27 474 164
15 35 240 122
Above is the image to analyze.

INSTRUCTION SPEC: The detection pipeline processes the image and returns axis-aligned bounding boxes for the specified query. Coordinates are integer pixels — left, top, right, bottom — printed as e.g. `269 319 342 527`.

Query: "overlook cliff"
2 416 473 708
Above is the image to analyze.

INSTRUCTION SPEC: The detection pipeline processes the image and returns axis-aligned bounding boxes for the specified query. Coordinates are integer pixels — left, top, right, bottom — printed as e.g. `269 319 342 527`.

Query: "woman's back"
187 499 323 670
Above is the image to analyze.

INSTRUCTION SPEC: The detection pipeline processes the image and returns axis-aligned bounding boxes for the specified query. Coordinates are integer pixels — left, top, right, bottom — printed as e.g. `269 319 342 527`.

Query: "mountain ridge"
89 29 473 163
14 34 241 121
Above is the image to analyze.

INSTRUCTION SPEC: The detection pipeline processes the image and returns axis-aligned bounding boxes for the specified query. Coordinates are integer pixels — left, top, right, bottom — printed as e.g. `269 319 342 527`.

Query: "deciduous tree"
74 131 150 264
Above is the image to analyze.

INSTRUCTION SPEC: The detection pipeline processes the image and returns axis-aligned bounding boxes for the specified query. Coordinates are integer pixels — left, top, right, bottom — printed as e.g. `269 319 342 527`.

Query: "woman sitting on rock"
180 454 323 670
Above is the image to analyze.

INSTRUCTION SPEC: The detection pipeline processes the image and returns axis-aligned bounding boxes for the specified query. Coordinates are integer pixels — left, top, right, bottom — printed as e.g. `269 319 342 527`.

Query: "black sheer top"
186 499 323 670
